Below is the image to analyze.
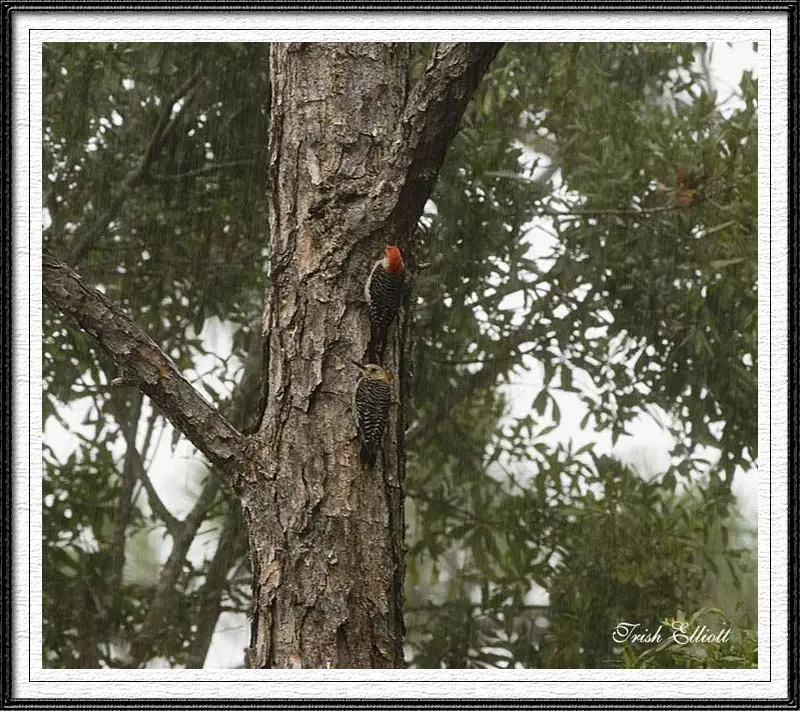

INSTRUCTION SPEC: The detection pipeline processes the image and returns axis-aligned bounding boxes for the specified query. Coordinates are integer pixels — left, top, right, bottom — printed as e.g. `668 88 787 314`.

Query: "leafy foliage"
42 42 757 668
43 43 268 668
404 42 757 668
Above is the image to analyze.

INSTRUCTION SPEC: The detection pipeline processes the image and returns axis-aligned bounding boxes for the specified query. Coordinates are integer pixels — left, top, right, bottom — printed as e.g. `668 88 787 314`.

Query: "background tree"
42 41 757 669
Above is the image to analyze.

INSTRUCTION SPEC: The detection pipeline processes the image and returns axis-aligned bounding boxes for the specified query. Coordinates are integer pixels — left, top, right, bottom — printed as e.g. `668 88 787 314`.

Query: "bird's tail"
367 323 386 364
360 442 377 470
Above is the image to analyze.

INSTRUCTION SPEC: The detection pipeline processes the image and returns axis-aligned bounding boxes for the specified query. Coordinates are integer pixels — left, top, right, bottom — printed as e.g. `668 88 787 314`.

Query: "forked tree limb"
43 250 250 488
374 43 503 240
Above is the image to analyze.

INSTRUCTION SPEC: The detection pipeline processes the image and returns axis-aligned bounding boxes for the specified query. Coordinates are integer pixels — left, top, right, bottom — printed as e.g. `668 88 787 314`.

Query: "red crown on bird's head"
384 246 404 275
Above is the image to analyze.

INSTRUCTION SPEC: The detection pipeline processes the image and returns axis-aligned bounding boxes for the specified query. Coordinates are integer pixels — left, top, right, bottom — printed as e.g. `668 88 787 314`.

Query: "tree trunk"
244 43 410 669
43 41 500 669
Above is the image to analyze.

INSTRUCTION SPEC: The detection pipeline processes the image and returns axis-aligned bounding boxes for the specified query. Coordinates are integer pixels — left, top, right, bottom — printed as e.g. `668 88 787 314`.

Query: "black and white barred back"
354 375 392 470
366 268 405 363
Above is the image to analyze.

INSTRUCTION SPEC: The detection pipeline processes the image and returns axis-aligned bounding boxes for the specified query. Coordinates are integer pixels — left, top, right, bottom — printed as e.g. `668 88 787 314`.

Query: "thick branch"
43 251 248 488
377 43 503 240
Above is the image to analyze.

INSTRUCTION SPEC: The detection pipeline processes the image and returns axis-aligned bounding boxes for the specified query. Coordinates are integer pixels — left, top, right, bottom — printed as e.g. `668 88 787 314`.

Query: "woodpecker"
364 245 405 363
352 361 392 470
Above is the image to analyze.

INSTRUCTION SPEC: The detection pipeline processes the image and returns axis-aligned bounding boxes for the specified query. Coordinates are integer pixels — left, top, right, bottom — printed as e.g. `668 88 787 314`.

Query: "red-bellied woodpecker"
364 245 405 363
352 361 392 470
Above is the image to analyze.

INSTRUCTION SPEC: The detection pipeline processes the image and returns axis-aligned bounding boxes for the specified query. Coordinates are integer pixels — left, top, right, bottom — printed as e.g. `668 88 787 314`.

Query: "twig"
152 159 255 183
536 204 680 220
102 389 143 654
119 423 181 536
110 376 139 388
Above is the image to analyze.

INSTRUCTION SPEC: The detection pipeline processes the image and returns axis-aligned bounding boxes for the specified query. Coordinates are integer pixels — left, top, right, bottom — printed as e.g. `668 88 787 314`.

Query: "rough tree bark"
244 43 411 669
43 41 501 668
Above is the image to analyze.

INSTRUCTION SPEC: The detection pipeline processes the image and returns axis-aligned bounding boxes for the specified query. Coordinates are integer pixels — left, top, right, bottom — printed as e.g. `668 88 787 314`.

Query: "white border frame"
12 11 788 700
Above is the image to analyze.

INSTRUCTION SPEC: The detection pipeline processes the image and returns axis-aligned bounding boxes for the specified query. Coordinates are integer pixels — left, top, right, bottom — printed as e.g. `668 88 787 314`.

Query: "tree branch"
152 159 255 183
106 389 144 596
70 69 205 266
164 333 261 667
43 250 249 488
119 423 181 536
537 204 680 219
376 42 503 240
184 502 247 669
129 474 222 668
406 326 536 447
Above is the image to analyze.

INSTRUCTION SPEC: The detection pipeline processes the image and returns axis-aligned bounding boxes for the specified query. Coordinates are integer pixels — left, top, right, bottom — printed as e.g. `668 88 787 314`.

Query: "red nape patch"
385 246 404 274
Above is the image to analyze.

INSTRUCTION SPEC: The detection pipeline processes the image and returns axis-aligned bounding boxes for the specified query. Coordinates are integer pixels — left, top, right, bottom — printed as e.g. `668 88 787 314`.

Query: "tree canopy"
43 41 757 669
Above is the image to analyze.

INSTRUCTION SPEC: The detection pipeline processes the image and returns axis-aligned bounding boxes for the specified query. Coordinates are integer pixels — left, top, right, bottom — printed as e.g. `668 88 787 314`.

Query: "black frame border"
2 2 797 709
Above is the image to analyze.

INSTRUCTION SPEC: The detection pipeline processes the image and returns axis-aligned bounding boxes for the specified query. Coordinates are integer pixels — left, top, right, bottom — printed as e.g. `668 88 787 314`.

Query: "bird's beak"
350 359 365 370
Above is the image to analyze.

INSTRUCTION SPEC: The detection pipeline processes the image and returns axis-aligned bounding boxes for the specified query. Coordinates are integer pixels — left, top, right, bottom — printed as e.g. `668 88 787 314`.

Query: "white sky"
40 42 760 669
